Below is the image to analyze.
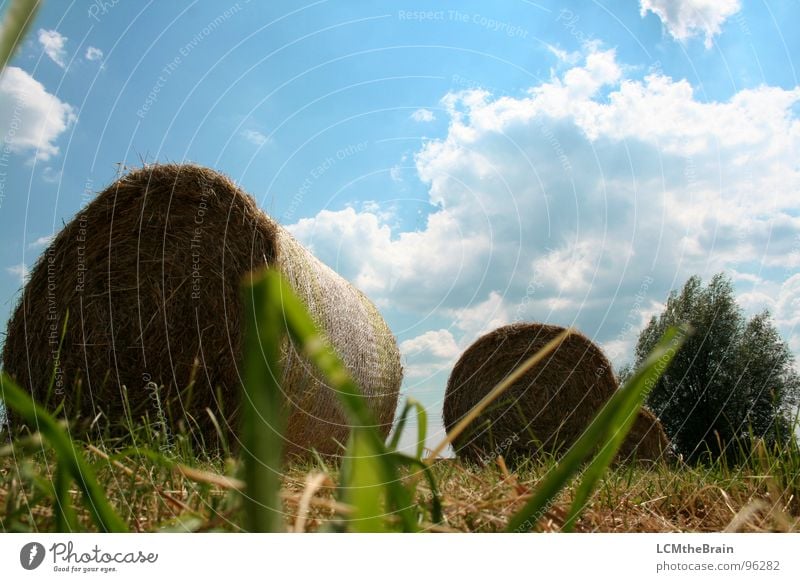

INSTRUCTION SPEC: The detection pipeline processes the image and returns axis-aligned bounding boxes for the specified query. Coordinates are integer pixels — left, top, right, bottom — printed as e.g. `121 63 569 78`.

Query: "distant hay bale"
443 323 670 464
1 164 402 456
617 407 670 463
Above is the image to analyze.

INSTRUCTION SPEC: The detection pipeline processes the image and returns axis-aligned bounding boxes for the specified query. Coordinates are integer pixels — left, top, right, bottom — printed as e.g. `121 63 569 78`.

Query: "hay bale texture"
1 164 402 456
618 407 671 463
443 323 670 464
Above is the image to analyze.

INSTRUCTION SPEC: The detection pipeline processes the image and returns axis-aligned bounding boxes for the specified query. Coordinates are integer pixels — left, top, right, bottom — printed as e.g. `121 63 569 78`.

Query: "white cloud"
0 67 77 161
774 276 800 330
640 0 741 48
448 292 514 344
289 206 489 310
738 274 800 358
6 263 29 284
240 129 268 146
533 240 602 295
400 329 460 379
29 235 54 249
401 329 460 360
545 43 581 65
38 29 68 68
389 165 404 183
41 166 61 183
289 44 800 369
410 108 436 122
85 46 103 61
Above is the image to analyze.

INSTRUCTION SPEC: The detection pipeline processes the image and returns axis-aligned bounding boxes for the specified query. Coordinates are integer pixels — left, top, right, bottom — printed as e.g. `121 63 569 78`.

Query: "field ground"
2 441 798 533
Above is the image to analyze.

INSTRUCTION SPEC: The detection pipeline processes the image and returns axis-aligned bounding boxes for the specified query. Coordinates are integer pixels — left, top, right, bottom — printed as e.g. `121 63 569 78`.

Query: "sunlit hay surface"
1 164 402 457
443 323 669 464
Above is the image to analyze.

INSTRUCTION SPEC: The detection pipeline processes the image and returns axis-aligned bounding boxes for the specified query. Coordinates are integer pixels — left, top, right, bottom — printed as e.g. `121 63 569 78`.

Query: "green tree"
630 273 799 463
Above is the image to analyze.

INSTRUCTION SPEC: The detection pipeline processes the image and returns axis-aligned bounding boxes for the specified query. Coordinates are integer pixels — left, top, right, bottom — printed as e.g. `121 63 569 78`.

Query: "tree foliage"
630 273 799 463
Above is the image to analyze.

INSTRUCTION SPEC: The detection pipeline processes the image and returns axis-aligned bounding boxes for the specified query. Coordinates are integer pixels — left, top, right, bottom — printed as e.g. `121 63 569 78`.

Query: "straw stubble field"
2 448 798 533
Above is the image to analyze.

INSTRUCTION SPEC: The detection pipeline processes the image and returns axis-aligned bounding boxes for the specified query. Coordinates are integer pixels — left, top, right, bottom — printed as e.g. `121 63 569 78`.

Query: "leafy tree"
629 273 800 463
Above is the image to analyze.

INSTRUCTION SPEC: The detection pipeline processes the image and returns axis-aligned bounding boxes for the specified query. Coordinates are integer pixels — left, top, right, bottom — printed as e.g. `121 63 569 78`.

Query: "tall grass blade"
240 271 287 532
387 399 442 523
255 268 418 531
0 373 127 532
339 428 388 532
507 326 687 532
562 326 687 530
0 0 41 71
389 398 427 458
392 453 444 524
53 464 78 532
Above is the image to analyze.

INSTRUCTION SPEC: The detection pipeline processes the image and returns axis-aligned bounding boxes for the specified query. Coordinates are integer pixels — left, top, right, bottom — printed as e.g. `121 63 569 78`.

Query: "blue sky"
1 0 799 450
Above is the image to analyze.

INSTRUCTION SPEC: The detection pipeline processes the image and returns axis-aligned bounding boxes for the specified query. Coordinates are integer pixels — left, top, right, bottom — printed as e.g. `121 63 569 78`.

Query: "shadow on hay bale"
1 164 402 457
443 323 670 465
617 407 671 463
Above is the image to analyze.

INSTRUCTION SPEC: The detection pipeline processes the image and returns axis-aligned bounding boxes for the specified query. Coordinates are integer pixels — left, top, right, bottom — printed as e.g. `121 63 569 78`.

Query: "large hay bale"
443 323 670 464
1 164 402 456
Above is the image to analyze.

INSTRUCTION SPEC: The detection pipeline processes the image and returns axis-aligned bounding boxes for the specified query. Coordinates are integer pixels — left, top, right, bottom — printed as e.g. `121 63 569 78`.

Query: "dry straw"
2 164 402 456
443 323 670 464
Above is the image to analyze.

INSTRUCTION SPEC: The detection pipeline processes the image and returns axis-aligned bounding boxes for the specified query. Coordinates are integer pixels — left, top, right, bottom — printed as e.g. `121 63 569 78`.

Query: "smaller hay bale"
617 408 671 463
443 323 671 464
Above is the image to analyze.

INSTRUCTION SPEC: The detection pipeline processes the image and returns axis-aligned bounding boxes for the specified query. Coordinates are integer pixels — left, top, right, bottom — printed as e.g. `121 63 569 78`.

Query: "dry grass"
2 447 797 533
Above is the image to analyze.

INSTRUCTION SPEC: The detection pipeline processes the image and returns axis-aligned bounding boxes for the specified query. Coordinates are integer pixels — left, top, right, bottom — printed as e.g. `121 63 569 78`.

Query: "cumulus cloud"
389 164 403 182
85 46 103 61
240 129 268 146
29 235 54 248
400 329 460 378
640 0 741 48
289 44 800 368
38 29 68 68
447 292 515 343
288 206 490 310
0 67 77 160
738 274 800 360
6 263 29 284
41 166 61 183
410 108 436 122
545 43 581 65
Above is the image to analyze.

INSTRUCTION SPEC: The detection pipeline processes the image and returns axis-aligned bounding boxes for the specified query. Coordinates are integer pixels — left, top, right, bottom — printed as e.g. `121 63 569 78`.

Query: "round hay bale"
617 407 671 463
1 164 402 457
443 323 670 464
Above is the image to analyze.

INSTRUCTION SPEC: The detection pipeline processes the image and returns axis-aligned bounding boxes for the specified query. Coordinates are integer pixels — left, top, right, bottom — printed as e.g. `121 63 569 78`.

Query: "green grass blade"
392 453 443 524
388 400 413 451
412 401 427 460
240 271 287 532
0 373 128 532
506 326 687 533
53 463 79 532
563 326 687 530
340 428 389 532
255 269 418 531
389 398 427 459
0 0 41 70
